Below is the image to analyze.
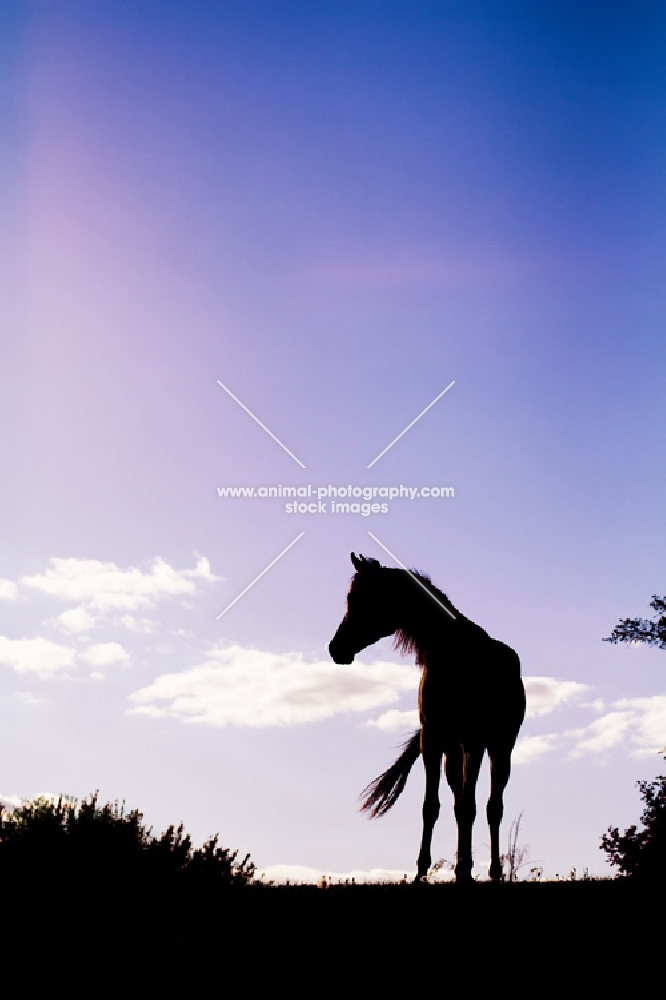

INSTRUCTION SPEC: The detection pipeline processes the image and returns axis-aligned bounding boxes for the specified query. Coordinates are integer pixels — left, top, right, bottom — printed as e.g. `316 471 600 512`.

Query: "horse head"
328 553 398 664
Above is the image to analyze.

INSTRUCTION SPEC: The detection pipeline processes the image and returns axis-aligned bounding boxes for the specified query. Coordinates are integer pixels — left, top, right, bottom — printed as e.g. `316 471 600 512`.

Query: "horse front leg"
446 745 483 883
415 738 443 882
487 745 512 882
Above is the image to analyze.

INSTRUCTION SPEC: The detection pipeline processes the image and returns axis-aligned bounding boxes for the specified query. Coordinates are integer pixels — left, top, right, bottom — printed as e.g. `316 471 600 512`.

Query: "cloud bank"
0 636 77 679
21 555 218 630
129 644 419 727
513 694 666 764
256 864 454 884
524 677 589 717
0 579 17 601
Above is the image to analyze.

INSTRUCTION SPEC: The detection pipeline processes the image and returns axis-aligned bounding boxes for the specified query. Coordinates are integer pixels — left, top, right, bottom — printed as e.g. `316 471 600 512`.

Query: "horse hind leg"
446 746 484 883
487 745 512 882
415 742 443 881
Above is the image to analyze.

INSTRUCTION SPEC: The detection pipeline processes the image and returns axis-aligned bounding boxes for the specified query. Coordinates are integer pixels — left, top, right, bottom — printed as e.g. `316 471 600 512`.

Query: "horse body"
328 553 526 883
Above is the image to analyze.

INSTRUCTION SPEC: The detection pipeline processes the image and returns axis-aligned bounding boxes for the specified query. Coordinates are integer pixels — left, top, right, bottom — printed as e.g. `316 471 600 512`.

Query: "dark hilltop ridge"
0 788 662 978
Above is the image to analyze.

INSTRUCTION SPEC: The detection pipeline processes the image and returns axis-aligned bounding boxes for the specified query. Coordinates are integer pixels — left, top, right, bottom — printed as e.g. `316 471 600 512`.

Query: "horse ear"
351 552 363 570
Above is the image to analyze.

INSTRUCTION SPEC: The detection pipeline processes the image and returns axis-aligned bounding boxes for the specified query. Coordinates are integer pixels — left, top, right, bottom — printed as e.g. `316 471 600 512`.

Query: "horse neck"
392 572 458 667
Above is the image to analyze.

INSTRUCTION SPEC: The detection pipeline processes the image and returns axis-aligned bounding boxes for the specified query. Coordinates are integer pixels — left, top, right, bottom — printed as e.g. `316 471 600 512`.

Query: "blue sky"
0 0 664 879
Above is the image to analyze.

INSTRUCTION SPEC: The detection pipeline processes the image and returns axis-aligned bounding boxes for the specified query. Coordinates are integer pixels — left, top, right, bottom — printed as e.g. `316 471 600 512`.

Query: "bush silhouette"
0 792 254 886
601 764 666 882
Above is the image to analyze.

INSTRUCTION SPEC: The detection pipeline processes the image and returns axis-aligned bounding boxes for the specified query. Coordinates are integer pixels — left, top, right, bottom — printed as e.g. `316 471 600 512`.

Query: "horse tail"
360 730 421 818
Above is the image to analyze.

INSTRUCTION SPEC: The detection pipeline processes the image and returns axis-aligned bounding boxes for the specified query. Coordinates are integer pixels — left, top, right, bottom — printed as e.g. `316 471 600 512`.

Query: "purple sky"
1 0 664 879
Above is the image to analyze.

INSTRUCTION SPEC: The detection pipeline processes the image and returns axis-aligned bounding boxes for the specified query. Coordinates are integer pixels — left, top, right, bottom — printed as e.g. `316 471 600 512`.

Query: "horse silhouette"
329 553 526 883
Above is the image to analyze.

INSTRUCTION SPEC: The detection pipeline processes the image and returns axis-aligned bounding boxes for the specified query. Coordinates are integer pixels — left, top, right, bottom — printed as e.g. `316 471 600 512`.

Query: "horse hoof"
454 865 474 885
412 874 428 886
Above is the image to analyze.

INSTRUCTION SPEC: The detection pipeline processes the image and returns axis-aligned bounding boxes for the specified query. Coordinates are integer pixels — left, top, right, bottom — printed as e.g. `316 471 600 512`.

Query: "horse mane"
393 570 462 666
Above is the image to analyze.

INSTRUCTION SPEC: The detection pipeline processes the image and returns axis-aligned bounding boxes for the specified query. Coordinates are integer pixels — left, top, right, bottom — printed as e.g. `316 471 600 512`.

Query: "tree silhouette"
604 595 666 649
602 598 666 881
601 765 666 882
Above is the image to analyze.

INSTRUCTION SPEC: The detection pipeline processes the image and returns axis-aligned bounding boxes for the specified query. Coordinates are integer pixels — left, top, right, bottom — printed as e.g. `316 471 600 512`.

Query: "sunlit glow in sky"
0 0 664 878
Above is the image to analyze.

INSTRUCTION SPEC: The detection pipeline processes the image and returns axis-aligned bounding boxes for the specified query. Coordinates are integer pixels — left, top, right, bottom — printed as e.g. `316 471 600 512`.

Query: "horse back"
418 636 526 748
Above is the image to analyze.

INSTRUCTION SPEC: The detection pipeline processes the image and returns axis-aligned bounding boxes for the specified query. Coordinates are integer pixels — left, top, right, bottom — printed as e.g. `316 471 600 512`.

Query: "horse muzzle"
328 635 356 665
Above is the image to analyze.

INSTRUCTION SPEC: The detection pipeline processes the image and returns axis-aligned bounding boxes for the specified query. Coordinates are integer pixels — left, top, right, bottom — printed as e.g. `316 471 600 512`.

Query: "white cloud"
184 556 218 581
571 695 666 759
511 693 666 763
128 644 419 727
119 615 154 633
1 792 72 813
570 711 633 757
524 677 589 718
22 555 218 616
0 636 77 679
367 708 420 731
512 733 559 765
16 692 45 705
0 794 23 812
255 865 452 885
80 642 130 668
56 607 95 633
0 580 17 601
616 695 666 755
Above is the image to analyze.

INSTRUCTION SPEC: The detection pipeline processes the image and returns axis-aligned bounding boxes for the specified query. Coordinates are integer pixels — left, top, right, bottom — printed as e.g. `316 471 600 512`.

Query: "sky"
0 0 664 880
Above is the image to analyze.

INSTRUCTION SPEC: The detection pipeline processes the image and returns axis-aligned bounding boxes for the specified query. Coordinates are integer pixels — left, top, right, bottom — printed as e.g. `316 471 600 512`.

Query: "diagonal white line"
216 532 305 620
366 381 455 468
366 531 456 620
217 380 306 468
